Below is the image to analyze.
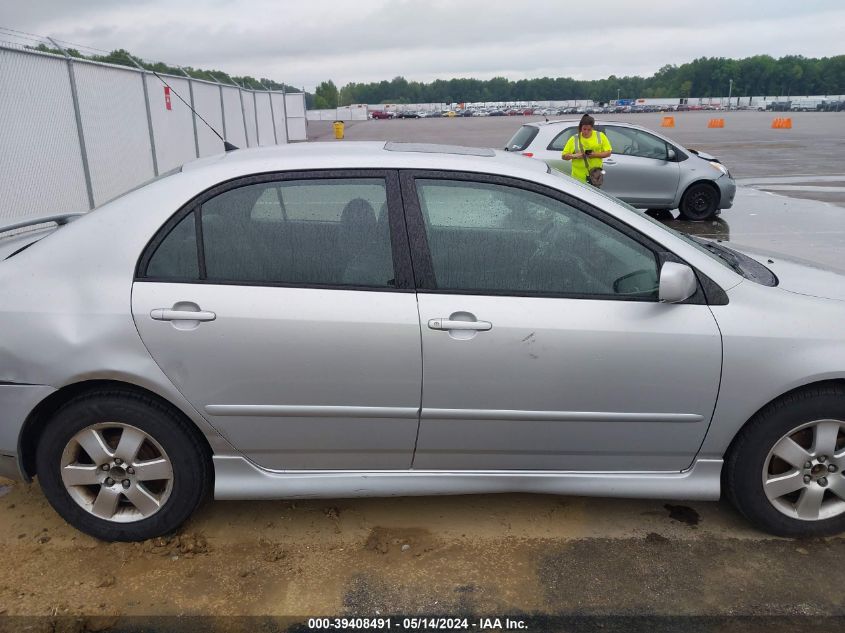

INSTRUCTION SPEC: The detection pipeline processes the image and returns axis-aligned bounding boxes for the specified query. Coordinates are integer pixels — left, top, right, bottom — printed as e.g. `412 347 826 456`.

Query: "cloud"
3 0 843 89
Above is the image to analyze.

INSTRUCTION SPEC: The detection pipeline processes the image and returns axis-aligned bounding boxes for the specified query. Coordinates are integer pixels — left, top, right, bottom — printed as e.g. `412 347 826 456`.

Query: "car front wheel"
724 385 845 537
679 182 719 220
36 390 211 542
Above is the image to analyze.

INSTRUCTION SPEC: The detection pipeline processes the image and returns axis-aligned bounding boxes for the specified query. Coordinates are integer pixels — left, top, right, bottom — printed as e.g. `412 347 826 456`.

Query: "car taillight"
521 152 534 157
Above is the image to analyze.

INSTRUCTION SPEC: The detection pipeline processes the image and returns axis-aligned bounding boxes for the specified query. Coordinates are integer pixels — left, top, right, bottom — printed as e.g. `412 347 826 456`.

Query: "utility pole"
617 88 620 103
728 78 733 109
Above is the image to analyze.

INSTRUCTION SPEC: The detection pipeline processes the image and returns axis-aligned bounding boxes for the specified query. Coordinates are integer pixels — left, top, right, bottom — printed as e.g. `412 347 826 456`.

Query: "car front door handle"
428 318 492 331
150 308 216 322
604 159 616 165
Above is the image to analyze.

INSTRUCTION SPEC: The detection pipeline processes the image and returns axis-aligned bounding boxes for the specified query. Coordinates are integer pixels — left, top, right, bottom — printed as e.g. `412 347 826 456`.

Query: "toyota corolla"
1 142 843 541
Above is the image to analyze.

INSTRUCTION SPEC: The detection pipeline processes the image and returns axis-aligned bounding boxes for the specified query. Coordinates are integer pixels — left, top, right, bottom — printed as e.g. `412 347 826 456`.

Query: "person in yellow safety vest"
561 114 612 186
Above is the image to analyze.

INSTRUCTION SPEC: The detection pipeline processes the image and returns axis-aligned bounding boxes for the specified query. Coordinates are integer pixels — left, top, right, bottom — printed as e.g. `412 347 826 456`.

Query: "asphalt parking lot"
311 111 845 269
2 111 845 626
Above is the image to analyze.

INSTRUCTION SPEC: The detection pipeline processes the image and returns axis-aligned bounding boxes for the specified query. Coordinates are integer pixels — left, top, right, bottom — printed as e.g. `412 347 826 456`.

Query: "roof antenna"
172 67 239 151
127 56 239 152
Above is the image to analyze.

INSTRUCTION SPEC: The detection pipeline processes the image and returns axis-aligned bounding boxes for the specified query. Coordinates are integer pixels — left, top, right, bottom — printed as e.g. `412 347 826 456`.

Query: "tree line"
29 44 845 108
30 44 304 99
319 54 845 107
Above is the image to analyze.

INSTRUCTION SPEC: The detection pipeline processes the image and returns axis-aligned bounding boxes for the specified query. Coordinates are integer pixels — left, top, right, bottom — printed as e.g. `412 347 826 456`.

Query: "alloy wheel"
763 419 845 521
59 422 174 523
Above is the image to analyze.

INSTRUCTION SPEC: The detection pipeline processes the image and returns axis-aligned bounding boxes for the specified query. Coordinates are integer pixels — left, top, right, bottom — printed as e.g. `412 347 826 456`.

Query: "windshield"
548 169 777 286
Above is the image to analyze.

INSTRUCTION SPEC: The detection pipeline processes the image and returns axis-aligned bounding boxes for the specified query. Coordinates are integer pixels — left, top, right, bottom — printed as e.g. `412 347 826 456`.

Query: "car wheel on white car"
36 390 211 541
724 385 845 537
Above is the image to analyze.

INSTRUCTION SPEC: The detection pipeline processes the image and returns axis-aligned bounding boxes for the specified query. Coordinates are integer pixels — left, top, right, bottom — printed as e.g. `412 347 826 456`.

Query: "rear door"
132 170 422 470
401 171 722 472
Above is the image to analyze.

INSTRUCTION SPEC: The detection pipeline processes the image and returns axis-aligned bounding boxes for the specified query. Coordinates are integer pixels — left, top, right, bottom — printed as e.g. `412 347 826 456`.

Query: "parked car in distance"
505 119 735 220
442 111 457 117
370 110 393 119
3 141 845 542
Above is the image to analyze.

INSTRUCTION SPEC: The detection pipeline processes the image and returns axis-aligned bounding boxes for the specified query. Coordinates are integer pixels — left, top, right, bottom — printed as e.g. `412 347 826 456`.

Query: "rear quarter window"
505 126 539 152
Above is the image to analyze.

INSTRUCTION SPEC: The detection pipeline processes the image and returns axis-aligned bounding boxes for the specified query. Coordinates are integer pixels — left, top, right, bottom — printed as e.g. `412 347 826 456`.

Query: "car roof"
531 119 651 131
180 141 550 178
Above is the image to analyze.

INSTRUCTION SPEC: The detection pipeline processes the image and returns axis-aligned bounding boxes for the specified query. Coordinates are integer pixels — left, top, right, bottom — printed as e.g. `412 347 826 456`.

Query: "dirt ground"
3 476 845 623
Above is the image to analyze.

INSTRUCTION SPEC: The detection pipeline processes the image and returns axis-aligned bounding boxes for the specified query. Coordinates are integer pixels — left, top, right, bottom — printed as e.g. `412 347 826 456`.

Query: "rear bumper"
0 384 56 481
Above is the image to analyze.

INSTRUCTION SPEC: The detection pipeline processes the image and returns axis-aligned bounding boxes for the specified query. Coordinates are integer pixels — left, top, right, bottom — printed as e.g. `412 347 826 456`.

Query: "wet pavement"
652 187 845 270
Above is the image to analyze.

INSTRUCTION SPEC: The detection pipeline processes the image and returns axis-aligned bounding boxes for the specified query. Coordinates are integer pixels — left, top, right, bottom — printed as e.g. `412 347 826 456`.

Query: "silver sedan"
0 142 843 541
505 119 736 220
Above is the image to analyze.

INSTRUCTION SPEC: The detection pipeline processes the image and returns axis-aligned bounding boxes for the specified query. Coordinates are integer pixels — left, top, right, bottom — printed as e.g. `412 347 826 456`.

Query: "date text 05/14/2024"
307 617 529 630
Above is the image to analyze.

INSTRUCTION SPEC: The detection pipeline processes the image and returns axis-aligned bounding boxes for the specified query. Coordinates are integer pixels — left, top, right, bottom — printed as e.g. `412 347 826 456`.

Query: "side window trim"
399 169 709 305
135 169 415 292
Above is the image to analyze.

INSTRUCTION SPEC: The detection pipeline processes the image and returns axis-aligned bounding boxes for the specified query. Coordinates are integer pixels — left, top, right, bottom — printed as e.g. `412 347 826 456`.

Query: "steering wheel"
520 221 595 292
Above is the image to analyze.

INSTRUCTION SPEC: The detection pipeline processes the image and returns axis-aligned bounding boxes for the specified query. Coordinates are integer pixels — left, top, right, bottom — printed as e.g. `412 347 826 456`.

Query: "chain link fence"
0 35 308 224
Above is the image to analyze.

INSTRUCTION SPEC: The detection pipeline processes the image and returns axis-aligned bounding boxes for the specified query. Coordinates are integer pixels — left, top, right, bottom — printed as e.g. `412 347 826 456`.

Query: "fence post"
253 91 261 145
48 37 95 210
282 86 290 144
260 81 279 145
210 72 236 146
126 57 159 177
213 78 228 141
236 81 250 147
178 67 200 158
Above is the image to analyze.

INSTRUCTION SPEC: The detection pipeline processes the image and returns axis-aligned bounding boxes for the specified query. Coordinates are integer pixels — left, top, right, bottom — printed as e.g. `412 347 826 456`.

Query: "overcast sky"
2 0 844 90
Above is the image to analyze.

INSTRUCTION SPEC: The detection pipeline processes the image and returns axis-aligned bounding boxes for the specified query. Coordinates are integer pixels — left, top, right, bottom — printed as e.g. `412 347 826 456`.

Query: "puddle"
664 503 700 526
0 484 12 499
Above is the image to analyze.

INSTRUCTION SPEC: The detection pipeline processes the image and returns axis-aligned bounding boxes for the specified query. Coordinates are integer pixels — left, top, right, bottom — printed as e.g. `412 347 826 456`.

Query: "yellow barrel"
333 121 344 140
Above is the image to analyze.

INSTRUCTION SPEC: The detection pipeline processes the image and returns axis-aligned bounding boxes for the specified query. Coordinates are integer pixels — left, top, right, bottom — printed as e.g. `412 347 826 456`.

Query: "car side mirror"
666 148 677 161
659 262 697 303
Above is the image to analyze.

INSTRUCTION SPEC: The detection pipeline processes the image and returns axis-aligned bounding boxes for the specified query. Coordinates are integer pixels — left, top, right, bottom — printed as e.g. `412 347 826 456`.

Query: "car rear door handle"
428 318 492 331
604 159 616 165
150 309 216 322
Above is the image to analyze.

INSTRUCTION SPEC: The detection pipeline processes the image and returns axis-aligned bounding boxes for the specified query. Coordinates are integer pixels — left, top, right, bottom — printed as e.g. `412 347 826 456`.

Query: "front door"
401 172 721 472
132 171 422 470
601 126 681 206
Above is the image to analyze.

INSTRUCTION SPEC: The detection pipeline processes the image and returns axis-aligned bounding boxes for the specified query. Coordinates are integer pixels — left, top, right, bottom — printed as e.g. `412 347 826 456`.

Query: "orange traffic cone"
708 118 725 128
661 116 675 128
772 117 792 129
783 117 792 129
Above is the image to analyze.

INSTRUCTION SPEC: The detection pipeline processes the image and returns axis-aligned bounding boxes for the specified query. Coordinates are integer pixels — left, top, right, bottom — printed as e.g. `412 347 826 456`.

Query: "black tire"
724 384 845 537
36 390 211 542
679 182 720 221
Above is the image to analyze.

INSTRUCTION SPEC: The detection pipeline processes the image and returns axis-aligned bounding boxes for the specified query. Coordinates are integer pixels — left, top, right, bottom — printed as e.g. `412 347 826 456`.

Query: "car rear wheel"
724 385 845 537
36 391 211 542
679 182 719 221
